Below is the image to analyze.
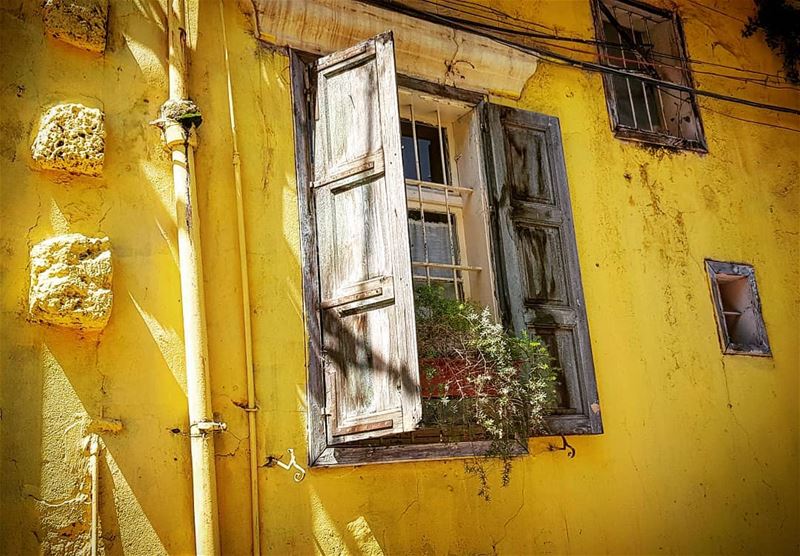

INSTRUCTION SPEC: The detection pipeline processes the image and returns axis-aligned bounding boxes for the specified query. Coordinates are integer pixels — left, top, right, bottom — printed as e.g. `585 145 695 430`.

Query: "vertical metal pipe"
410 103 431 285
164 1 221 554
168 0 187 101
435 107 459 299
218 1 261 554
88 435 99 556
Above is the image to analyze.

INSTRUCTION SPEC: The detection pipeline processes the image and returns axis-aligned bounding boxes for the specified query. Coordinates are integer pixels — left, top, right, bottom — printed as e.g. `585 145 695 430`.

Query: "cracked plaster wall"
1 1 192 554
200 1 799 555
1 1 798 555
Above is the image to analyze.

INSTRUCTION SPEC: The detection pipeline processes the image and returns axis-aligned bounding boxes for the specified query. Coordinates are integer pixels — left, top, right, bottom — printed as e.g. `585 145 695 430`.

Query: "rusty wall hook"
549 435 576 458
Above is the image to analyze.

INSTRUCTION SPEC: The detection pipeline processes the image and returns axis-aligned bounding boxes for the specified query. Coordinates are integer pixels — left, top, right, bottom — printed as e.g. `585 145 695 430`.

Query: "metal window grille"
401 103 480 301
597 0 703 144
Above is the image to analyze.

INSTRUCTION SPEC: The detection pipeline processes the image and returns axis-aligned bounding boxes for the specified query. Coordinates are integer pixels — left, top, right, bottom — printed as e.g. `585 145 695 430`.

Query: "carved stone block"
42 0 108 53
29 234 113 331
31 103 105 176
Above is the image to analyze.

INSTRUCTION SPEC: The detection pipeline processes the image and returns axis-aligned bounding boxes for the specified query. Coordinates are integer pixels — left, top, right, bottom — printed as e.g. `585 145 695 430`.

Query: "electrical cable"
361 0 800 117
699 102 800 133
683 0 750 24
505 31 798 90
423 0 557 32
411 0 796 83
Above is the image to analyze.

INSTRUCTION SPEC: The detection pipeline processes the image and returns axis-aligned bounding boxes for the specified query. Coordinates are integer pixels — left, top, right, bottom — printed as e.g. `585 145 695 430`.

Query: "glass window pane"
417 137 434 182
401 134 418 179
413 277 459 300
408 210 460 277
602 21 623 67
644 83 663 130
629 79 651 130
612 76 635 127
400 120 449 184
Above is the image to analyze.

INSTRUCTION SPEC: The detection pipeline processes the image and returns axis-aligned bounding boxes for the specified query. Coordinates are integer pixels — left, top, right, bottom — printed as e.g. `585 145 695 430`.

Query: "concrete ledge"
252 0 539 98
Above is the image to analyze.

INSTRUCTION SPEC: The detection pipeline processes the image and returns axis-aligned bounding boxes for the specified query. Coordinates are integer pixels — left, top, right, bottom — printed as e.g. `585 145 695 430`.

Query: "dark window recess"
401 120 450 184
706 260 771 356
592 0 706 151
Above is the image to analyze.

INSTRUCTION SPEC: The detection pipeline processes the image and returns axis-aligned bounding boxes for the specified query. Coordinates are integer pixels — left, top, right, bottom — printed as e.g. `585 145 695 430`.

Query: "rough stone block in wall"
42 0 108 53
31 103 105 176
29 234 113 331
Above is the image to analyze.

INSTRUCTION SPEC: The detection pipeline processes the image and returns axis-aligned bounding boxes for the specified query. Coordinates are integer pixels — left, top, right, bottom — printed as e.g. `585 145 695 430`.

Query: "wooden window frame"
293 50 518 466
590 0 708 152
292 51 601 467
705 259 771 357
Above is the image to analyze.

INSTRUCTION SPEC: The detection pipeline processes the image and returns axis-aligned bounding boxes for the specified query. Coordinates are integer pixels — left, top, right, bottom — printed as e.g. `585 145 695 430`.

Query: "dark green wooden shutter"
311 33 422 445
485 104 602 435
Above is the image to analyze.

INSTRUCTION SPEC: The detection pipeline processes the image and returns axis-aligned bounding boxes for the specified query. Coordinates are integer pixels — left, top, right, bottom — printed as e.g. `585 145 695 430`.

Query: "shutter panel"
311 33 421 445
485 105 602 435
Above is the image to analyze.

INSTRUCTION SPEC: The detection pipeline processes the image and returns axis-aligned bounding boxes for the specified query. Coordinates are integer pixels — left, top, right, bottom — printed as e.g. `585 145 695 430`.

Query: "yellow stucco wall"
1 1 797 555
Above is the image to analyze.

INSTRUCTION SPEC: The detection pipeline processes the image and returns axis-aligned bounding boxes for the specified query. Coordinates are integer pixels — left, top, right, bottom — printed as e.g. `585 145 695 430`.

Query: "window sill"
612 126 708 153
310 415 602 467
723 344 772 357
312 438 527 467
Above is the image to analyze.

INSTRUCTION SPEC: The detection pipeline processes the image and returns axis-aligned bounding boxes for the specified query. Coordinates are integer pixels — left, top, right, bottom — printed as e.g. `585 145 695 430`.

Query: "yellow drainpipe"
218 1 262 554
161 0 222 554
87 434 99 556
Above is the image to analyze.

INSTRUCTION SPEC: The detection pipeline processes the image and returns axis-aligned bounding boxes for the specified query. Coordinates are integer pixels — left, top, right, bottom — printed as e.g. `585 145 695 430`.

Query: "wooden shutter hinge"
303 68 318 122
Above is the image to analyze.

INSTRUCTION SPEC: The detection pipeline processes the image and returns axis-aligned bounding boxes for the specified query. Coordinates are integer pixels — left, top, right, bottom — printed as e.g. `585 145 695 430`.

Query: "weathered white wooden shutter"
311 33 421 445
485 105 602 435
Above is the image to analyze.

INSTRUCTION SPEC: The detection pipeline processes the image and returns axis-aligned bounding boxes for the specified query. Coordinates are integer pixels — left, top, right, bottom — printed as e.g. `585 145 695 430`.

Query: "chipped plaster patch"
29 234 113 331
31 103 105 176
42 0 108 53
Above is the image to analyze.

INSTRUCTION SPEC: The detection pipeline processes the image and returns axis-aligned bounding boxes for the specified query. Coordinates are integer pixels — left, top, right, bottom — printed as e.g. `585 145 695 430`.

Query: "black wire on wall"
361 0 800 120
413 0 787 82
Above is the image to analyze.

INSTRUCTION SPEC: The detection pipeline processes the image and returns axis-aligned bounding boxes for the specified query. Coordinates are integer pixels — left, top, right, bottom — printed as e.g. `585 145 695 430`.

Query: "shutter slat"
312 33 421 445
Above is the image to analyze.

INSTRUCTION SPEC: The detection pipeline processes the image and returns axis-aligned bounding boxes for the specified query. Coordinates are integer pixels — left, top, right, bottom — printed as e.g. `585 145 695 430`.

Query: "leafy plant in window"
414 285 557 500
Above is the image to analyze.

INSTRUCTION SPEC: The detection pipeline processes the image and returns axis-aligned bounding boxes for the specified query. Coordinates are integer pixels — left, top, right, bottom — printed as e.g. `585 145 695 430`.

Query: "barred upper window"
592 0 707 151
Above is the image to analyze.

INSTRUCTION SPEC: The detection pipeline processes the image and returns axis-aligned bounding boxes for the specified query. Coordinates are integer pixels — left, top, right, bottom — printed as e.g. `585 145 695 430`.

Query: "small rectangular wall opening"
706 260 771 356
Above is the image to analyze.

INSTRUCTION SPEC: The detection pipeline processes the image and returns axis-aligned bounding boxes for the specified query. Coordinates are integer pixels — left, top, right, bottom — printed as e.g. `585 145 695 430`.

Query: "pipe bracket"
191 420 228 436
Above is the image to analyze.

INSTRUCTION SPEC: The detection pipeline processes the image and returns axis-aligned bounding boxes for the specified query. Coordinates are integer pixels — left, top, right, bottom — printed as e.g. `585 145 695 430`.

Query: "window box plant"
414 285 558 498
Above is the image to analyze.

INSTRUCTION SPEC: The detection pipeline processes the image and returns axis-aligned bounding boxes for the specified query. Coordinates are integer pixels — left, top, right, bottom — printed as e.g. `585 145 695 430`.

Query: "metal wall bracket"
276 448 306 482
191 420 228 436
